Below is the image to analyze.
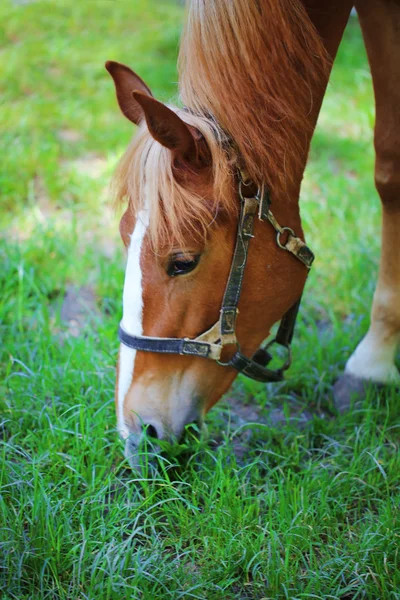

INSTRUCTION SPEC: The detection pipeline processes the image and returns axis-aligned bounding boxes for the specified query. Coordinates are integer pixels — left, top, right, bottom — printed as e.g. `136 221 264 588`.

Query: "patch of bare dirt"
33 176 56 219
59 285 99 337
82 204 120 259
58 129 83 143
66 154 107 179
214 392 318 463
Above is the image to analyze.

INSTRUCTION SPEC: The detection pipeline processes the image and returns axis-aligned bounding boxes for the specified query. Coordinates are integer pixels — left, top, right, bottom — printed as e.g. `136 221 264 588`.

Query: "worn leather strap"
275 297 302 347
228 350 284 382
220 196 259 335
118 326 221 359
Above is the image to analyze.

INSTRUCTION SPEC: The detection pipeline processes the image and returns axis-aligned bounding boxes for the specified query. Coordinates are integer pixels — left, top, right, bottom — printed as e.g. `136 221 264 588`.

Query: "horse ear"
132 90 206 166
105 61 153 125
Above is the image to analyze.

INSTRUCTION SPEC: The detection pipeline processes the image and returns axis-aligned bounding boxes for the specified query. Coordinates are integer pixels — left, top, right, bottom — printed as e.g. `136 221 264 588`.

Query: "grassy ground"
1 1 399 599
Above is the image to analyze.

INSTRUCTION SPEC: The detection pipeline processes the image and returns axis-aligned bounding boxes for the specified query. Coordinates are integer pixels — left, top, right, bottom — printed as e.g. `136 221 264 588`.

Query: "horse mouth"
123 419 204 472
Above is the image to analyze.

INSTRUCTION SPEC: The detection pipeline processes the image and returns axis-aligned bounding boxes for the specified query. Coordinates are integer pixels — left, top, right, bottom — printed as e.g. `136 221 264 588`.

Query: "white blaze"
117 210 149 438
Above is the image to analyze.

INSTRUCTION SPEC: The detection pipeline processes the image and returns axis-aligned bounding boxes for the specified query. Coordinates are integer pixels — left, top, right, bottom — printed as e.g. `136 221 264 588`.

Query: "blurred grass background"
1 2 399 599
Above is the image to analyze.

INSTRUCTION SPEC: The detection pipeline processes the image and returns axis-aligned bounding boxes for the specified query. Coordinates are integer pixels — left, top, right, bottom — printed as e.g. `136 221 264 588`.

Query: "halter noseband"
118 175 314 383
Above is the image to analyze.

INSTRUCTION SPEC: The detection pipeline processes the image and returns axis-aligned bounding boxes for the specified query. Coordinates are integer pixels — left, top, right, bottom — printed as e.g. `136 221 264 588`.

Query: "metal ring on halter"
264 337 293 372
216 341 241 367
276 227 295 250
238 178 258 202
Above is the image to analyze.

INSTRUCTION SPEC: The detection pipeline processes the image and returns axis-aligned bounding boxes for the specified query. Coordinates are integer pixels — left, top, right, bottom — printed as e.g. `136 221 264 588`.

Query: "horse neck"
178 0 330 206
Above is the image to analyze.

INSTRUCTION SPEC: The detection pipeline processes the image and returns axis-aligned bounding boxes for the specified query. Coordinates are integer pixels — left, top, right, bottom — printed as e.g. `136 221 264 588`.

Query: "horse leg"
335 0 400 409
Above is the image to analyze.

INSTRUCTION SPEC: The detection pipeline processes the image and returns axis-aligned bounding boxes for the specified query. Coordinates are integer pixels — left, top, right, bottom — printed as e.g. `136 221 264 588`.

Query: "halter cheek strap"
118 178 314 383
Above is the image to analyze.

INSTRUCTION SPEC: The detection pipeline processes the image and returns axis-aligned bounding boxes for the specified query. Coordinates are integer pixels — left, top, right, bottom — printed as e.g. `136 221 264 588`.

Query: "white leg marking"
345 329 400 384
117 210 149 438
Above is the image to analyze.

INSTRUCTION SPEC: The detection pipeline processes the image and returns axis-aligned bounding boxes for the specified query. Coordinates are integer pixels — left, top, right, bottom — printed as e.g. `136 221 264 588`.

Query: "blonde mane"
179 0 329 195
113 0 328 248
112 109 234 248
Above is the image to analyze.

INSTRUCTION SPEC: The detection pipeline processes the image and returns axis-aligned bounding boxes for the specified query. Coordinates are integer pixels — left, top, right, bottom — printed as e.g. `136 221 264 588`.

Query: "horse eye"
167 254 200 277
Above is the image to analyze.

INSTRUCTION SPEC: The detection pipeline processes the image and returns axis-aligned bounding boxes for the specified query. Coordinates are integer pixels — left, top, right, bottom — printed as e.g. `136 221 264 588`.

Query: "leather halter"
118 175 314 383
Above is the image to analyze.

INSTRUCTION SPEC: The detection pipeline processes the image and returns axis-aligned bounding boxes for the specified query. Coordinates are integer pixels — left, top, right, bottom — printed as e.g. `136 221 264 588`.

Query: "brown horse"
106 0 400 467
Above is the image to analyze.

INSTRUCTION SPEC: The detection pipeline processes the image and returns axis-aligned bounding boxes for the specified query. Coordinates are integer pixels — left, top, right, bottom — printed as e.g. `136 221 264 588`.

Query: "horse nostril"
142 423 159 440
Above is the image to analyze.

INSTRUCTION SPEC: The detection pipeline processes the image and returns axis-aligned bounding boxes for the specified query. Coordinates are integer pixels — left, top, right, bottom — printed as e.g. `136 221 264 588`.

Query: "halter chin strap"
118 177 314 383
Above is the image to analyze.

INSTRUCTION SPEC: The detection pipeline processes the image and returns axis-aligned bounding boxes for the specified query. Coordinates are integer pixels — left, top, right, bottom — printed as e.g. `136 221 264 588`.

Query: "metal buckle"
181 340 210 358
238 178 259 203
276 227 295 250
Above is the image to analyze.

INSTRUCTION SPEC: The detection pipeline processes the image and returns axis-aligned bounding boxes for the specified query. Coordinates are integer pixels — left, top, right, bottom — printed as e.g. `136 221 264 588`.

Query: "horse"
106 0 400 468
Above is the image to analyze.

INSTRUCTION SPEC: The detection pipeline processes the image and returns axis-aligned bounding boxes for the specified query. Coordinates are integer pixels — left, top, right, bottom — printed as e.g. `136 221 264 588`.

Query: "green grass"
1 2 399 599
